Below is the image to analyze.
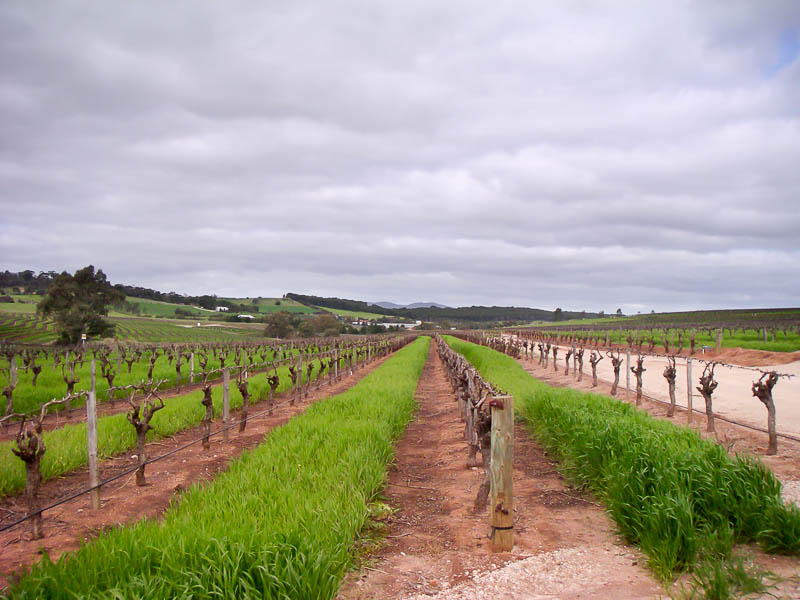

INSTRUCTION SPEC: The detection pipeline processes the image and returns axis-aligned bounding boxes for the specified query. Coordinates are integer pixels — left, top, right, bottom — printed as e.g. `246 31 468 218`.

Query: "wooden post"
716 329 722 351
189 352 194 383
686 358 693 425
10 357 17 391
490 395 514 553
298 356 303 403
87 359 100 510
222 368 230 442
625 349 631 400
334 349 339 380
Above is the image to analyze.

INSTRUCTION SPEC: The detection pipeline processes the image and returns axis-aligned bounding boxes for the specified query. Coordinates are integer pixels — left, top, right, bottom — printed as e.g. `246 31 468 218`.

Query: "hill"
286 293 600 324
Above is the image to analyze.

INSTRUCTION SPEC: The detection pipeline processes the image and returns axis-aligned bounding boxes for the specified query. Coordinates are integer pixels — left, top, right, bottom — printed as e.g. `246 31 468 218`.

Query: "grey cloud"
2 1 799 313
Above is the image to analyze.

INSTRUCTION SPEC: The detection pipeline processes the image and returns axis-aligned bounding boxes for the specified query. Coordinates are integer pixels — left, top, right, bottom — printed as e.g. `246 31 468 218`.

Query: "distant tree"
264 311 293 338
297 318 316 337
616 308 623 317
598 310 605 316
274 299 281 306
553 308 563 321
37 265 124 344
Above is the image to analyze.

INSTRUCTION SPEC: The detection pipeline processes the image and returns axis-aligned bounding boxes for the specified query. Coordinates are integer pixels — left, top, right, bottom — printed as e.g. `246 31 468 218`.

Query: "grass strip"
0 358 328 497
444 335 800 582
6 336 429 599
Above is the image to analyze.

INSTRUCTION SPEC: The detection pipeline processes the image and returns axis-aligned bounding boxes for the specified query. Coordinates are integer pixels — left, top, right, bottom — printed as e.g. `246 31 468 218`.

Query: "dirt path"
0 356 389 589
337 342 663 599
514 353 800 505
512 342 800 440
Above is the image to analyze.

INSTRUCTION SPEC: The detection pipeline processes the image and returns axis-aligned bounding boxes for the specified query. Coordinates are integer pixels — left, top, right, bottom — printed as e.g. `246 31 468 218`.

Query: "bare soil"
337 343 664 600
0 358 388 590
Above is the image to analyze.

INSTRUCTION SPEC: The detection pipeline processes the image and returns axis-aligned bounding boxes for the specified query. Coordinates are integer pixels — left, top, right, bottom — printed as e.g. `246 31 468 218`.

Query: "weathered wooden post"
489 395 513 553
716 329 722 351
625 349 631 400
189 352 194 383
222 368 230 442
298 355 303 403
686 358 693 424
334 349 339 380
87 359 100 510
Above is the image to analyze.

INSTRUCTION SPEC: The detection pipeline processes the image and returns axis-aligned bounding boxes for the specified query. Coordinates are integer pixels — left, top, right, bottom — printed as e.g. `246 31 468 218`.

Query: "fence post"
222 368 230 442
490 395 514 553
716 329 722 351
686 358 693 424
87 359 100 510
334 349 339 380
189 352 194 383
10 356 17 393
625 349 631 400
298 356 303 402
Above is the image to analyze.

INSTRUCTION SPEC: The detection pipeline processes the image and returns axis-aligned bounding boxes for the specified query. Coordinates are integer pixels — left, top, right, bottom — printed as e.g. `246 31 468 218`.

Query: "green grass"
315 306 393 321
225 297 315 315
1 345 272 416
0 301 39 315
5 336 430 599
117 297 213 319
444 336 800 584
0 347 334 497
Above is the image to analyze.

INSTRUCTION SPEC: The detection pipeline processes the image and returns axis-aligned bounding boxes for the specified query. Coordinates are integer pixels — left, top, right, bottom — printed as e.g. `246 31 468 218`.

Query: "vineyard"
520 308 800 353
1 319 799 598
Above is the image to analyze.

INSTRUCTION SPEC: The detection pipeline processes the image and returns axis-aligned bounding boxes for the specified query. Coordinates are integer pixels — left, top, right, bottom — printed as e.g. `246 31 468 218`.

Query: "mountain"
375 301 450 309
406 302 450 309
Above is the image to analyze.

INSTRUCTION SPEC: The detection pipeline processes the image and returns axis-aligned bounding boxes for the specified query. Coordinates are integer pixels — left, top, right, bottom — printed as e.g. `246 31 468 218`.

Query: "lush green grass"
0 351 324 497
110 317 264 343
226 297 315 315
0 300 39 315
315 306 393 321
118 297 212 319
444 336 800 583
6 337 430 599
1 346 275 416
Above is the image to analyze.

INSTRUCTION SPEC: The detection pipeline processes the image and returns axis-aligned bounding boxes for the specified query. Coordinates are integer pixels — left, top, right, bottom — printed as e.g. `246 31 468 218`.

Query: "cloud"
1 1 799 313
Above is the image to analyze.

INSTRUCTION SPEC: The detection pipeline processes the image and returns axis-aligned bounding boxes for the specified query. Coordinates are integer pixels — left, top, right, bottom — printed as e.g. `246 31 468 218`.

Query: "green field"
0 312 265 345
224 297 316 315
6 337 429 598
314 306 394 321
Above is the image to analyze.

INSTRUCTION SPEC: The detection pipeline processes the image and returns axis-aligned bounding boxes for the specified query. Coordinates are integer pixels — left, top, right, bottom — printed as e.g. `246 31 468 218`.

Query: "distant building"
215 306 229 312
237 314 255 319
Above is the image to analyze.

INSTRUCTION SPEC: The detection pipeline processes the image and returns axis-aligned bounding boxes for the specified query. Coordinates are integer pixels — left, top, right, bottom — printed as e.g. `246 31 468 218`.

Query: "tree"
616 308 623 317
553 308 563 321
37 266 124 344
264 311 293 338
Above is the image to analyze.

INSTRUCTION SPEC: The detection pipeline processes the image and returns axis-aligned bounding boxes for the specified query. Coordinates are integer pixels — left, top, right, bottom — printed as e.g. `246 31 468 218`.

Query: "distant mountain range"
374 301 450 309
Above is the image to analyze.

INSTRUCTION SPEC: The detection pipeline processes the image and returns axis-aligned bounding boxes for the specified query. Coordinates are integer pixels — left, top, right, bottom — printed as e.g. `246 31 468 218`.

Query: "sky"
1 1 799 314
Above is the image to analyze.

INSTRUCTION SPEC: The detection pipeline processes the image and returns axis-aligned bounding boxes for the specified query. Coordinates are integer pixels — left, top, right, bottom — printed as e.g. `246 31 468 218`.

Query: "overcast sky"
1 1 799 313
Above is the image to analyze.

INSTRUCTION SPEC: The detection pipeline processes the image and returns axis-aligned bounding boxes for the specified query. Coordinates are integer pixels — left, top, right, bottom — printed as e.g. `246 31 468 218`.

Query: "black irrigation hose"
0 355 385 535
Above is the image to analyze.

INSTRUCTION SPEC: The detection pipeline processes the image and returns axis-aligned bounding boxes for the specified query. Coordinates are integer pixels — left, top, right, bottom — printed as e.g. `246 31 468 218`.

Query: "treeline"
1 270 229 310
0 270 59 294
286 293 599 323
